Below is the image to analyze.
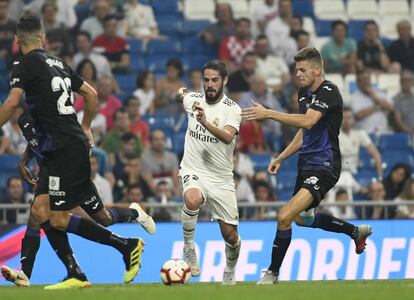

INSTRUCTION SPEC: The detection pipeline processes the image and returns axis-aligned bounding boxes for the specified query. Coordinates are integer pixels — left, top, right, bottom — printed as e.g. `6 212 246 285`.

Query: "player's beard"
205 84 224 104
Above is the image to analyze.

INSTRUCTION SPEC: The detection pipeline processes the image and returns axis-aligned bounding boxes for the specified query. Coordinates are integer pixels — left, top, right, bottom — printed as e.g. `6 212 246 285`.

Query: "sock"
225 237 241 270
107 207 138 224
66 215 129 253
181 205 199 247
311 212 358 239
41 222 85 279
20 228 41 278
269 229 292 275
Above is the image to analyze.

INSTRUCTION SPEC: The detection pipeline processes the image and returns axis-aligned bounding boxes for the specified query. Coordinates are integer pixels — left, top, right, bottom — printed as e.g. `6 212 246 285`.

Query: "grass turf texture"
1 280 413 300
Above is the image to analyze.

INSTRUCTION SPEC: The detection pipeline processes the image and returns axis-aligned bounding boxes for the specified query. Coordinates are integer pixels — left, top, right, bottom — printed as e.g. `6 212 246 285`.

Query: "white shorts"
178 170 239 225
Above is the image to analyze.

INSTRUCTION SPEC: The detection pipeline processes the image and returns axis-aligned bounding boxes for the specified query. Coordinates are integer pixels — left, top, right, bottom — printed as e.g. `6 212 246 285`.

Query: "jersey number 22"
51 76 75 115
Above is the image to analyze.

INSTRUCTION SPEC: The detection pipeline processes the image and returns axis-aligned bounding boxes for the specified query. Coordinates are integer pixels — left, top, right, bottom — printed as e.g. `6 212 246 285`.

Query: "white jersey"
180 92 241 181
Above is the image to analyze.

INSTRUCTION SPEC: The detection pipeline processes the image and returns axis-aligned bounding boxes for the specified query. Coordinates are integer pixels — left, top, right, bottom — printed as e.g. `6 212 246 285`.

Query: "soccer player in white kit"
175 60 242 285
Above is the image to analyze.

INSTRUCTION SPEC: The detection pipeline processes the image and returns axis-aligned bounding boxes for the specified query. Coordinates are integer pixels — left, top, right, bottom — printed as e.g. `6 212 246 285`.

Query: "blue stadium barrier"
3 220 413 284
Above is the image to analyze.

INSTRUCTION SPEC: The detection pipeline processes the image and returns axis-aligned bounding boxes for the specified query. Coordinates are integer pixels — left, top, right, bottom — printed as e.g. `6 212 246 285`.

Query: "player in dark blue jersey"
242 47 372 284
0 16 145 289
1 111 155 288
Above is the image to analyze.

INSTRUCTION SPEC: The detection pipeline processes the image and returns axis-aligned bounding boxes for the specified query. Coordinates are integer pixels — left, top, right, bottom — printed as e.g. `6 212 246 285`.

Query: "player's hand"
268 158 283 175
241 100 269 121
195 105 207 126
176 86 187 95
82 126 95 150
175 86 187 103
18 162 37 187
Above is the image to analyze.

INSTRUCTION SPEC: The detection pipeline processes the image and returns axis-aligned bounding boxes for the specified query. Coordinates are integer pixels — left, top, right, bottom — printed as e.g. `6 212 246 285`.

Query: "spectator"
1 176 29 224
123 184 144 204
350 69 394 133
102 109 143 156
80 0 112 40
289 15 304 39
41 1 72 63
75 75 122 130
321 20 357 74
76 58 98 88
240 75 280 110
357 20 400 73
7 0 24 21
2 106 26 155
91 152 113 205
329 189 356 220
362 181 393 220
132 70 155 115
141 129 180 196
124 96 149 147
24 0 77 29
239 120 266 154
393 70 414 133
151 181 174 222
383 163 411 201
227 52 257 95
201 2 236 51
395 178 414 219
114 154 154 201
295 30 311 51
255 35 290 93
0 0 16 62
93 14 130 73
123 0 159 40
234 171 255 220
339 107 383 178
265 0 297 64
188 69 203 93
388 20 414 72
154 58 185 115
73 31 113 79
252 0 278 37
253 180 277 220
219 17 255 73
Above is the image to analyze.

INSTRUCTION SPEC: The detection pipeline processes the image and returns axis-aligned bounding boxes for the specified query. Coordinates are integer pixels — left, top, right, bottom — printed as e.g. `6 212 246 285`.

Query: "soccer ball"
160 259 191 285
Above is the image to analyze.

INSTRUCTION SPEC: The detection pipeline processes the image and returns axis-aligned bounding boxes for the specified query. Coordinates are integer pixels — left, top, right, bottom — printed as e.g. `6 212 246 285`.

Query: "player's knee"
277 211 293 229
184 191 203 211
30 203 49 224
49 215 69 231
224 230 239 245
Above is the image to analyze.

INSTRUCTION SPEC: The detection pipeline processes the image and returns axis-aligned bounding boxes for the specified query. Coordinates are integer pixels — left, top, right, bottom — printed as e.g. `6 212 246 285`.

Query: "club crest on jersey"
46 58 64 69
212 117 220 127
192 101 200 111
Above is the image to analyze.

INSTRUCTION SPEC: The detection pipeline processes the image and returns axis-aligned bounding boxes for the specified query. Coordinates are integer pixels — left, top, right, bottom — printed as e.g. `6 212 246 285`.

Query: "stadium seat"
248 153 272 171
152 0 180 15
303 17 316 37
354 170 378 188
173 132 186 155
378 0 410 17
379 133 412 151
276 170 297 191
380 16 406 40
156 16 183 36
0 155 20 172
314 19 334 37
182 55 214 71
382 149 414 175
130 54 147 72
114 73 136 94
377 73 400 97
264 132 283 153
347 0 379 21
183 0 216 22
348 20 367 42
142 113 176 130
147 39 181 55
313 36 330 51
128 38 144 54
181 36 215 56
326 73 344 93
292 0 313 17
358 147 375 171
283 154 299 170
181 20 211 36
147 55 173 73
314 0 347 21
277 189 293 201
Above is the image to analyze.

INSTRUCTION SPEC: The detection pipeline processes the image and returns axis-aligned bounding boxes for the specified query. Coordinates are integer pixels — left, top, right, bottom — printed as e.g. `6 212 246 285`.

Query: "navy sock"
41 222 84 278
311 212 358 238
269 229 292 274
107 207 138 224
20 228 40 278
66 215 129 253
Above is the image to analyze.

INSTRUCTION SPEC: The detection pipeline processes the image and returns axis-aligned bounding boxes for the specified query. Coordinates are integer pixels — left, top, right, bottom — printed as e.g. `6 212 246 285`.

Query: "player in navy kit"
0 16 144 289
242 47 372 284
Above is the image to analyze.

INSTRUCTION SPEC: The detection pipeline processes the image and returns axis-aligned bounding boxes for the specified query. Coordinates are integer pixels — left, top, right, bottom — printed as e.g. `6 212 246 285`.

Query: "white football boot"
129 202 156 234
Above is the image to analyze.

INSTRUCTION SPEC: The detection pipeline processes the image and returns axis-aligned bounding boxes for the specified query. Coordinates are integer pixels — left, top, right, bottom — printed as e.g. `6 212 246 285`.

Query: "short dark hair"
336 188 348 197
294 29 310 40
16 15 42 45
331 20 347 31
202 59 227 79
256 34 268 42
343 106 352 113
166 58 184 77
114 107 128 120
124 95 140 107
236 17 251 26
121 132 137 143
127 184 142 193
103 14 118 24
77 30 92 41
364 20 378 30
294 47 323 68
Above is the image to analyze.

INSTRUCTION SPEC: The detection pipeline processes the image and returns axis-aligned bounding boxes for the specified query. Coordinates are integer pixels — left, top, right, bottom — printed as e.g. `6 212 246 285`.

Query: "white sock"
225 236 241 270
181 205 199 247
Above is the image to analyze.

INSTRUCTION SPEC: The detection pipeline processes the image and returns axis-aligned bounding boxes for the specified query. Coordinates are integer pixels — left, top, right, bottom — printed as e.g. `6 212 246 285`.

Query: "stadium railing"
0 201 412 224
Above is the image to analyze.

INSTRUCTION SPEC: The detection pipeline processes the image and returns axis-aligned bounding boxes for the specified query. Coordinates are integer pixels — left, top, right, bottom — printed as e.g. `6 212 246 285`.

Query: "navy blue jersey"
297 80 343 176
9 49 86 151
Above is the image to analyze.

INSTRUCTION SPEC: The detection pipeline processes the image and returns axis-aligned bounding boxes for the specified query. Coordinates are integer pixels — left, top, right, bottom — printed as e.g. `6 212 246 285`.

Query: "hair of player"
76 58 98 82
136 70 152 89
202 59 227 79
294 47 324 69
331 19 348 31
16 15 42 46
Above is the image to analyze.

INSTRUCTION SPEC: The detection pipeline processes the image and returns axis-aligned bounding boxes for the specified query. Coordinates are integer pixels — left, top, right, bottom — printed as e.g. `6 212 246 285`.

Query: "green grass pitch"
1 280 413 300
